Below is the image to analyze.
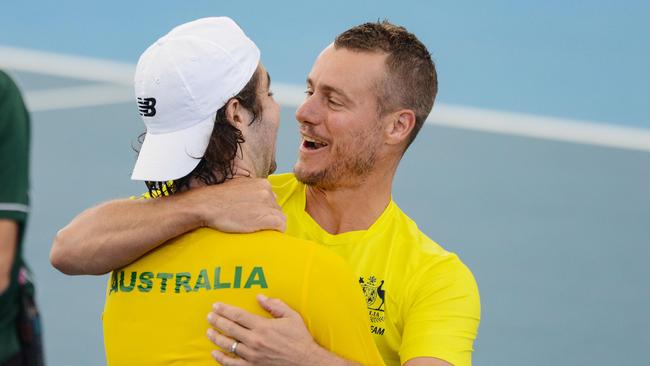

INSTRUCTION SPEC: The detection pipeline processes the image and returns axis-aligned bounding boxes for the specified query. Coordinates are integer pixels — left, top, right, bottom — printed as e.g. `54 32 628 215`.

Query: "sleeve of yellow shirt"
399 254 481 366
302 246 386 366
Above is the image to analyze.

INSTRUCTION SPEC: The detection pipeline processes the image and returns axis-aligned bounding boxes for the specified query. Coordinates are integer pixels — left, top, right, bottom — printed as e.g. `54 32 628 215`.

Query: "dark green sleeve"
0 71 30 223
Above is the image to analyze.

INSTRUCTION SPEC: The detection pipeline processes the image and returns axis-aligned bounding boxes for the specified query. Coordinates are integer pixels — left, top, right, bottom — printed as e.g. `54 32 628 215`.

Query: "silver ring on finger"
230 340 239 356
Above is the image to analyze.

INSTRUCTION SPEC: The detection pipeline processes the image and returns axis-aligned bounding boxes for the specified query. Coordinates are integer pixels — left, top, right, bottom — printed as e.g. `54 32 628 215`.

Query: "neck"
231 147 259 179
186 158 257 190
304 160 397 235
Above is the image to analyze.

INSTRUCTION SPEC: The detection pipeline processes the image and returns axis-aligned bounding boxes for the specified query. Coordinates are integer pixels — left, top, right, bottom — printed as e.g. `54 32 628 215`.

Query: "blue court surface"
2 2 649 365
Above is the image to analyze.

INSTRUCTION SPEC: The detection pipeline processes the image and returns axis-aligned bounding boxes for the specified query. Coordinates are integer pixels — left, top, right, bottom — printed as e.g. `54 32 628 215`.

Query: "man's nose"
295 94 321 126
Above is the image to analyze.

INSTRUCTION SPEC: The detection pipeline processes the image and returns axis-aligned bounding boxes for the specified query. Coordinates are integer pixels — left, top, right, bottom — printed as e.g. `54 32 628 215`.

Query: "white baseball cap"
131 17 260 181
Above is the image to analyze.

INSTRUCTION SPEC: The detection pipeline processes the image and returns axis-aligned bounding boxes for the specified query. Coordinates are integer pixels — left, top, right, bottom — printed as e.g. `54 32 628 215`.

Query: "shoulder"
405 242 480 319
181 229 331 259
0 70 12 90
0 70 20 101
0 71 29 133
416 251 478 295
387 203 450 256
255 230 349 271
127 229 323 270
388 204 479 298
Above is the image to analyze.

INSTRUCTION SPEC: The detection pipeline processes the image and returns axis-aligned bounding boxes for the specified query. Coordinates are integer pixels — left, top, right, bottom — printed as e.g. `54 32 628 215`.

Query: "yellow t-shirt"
270 173 481 366
103 229 385 366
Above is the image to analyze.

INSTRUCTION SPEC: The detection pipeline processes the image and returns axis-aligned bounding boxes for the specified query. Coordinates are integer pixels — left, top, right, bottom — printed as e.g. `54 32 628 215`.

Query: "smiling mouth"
302 136 329 150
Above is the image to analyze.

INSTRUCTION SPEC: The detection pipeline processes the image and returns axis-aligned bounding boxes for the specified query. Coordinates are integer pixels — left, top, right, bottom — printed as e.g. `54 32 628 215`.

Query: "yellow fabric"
269 173 481 366
103 229 385 366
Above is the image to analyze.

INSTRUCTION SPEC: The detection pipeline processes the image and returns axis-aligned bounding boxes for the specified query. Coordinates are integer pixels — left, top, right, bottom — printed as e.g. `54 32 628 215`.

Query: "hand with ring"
206 294 327 366
230 340 239 356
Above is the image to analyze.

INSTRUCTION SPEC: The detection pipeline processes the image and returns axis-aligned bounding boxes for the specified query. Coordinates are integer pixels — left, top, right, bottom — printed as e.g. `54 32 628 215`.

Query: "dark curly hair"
138 68 262 197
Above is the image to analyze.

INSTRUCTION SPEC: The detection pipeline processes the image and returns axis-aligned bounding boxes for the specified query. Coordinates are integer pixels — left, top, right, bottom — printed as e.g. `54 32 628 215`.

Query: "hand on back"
189 178 286 233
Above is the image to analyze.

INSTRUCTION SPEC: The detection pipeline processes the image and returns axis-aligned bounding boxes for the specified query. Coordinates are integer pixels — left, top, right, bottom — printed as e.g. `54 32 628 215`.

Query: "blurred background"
1 1 649 365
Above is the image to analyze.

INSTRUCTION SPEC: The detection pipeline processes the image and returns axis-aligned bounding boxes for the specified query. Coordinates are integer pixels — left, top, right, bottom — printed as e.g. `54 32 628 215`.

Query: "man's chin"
294 166 342 190
293 166 322 186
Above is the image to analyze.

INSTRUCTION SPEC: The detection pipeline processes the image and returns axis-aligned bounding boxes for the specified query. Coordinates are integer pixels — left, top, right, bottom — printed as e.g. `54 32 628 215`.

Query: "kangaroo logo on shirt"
359 276 385 312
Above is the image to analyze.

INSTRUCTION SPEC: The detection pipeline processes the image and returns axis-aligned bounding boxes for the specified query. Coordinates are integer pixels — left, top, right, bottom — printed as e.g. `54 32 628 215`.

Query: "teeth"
303 136 328 146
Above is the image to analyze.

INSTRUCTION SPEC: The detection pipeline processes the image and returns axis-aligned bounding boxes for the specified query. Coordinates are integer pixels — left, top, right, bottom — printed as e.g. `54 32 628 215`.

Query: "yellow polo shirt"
270 173 481 366
103 229 385 366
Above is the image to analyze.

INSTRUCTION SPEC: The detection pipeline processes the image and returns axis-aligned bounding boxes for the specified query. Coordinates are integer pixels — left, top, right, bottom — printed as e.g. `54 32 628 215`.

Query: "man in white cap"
84 17 384 366
53 19 480 366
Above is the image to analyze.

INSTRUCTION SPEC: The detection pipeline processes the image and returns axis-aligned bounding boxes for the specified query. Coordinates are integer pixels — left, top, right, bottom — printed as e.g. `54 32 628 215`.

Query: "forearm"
0 220 18 293
50 193 203 275
50 178 284 276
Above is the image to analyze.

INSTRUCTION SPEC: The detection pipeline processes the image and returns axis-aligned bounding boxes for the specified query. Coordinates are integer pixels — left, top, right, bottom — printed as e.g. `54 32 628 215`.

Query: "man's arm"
403 358 451 366
50 178 286 275
207 297 451 366
0 220 18 294
206 248 386 366
207 296 362 366
0 71 29 293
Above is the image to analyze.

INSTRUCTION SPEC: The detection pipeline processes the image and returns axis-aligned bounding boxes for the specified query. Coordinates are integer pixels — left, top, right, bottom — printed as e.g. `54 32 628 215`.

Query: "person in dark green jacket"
0 70 42 366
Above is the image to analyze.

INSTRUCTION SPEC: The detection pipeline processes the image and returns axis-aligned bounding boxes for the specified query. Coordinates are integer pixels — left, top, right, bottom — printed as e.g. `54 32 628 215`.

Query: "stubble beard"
294 130 381 190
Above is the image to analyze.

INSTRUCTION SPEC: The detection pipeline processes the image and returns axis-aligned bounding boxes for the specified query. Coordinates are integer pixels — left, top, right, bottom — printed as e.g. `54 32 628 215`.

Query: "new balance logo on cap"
137 97 157 117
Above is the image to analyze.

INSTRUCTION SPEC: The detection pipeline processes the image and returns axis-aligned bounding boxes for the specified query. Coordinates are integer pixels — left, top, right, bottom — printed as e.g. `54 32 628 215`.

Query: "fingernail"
213 302 221 311
207 312 215 323
257 294 268 302
207 328 215 338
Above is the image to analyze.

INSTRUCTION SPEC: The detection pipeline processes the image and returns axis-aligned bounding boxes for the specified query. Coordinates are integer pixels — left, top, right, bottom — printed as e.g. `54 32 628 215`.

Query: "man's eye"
328 99 342 107
268 91 274 97
304 90 313 96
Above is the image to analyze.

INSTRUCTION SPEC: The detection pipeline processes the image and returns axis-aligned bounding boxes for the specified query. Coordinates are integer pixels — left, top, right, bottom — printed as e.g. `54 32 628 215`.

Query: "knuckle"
269 298 282 307
270 218 283 229
232 312 243 323
218 319 232 333
250 352 264 363
212 340 222 350
257 213 271 223
249 335 262 348
257 325 272 338
214 334 227 347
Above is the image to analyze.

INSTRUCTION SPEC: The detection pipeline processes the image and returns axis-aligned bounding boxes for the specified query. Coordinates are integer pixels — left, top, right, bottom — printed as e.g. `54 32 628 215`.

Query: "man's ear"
384 109 416 146
225 98 244 127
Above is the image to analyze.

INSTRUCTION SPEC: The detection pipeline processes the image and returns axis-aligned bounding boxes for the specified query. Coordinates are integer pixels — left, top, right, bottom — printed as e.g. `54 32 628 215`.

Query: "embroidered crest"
359 276 385 312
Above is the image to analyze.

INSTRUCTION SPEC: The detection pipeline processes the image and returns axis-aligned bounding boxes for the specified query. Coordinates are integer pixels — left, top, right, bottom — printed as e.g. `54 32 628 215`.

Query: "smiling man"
55 17 385 366
51 21 480 366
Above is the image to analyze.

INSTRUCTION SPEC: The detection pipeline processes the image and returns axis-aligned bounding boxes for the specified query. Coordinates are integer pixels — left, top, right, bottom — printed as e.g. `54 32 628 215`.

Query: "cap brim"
131 114 215 181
